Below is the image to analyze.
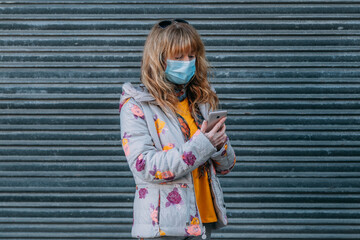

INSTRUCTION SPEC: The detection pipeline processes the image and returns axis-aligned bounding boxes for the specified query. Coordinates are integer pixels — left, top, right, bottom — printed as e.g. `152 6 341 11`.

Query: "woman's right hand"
200 117 227 151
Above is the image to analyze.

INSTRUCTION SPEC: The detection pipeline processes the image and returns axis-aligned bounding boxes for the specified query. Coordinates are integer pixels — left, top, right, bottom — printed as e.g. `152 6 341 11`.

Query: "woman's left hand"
200 117 228 151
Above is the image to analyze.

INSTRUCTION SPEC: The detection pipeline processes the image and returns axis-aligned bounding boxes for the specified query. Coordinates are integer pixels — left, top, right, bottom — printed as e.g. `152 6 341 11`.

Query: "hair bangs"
165 27 199 58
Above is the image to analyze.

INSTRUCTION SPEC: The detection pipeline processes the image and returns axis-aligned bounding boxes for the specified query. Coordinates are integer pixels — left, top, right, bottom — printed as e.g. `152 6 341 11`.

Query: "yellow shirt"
176 98 217 223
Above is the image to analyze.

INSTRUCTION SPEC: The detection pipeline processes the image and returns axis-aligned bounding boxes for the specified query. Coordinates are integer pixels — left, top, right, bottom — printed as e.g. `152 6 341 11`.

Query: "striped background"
1 0 360 239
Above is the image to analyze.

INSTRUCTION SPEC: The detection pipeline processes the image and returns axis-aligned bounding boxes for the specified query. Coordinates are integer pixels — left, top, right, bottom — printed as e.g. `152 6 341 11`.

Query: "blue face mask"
165 58 196 85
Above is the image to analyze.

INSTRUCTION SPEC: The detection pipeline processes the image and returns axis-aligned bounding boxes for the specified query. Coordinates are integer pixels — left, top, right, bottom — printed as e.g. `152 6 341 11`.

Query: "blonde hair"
140 19 219 118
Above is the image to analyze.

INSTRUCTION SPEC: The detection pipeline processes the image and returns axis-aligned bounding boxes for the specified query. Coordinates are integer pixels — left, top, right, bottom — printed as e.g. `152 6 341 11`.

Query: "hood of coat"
119 82 157 112
119 82 212 120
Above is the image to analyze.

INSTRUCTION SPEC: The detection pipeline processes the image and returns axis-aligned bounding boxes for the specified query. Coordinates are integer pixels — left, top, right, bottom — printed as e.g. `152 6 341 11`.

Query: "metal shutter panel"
1 1 360 239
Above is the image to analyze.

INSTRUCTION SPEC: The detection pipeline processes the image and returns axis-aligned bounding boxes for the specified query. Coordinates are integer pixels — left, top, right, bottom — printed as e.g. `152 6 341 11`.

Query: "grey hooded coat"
119 83 236 239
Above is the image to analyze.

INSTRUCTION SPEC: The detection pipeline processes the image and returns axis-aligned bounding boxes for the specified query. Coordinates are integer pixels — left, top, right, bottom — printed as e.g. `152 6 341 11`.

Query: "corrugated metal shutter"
1 0 360 239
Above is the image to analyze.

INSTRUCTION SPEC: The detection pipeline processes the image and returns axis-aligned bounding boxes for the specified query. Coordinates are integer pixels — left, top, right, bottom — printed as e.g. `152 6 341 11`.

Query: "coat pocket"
132 186 160 238
158 184 194 236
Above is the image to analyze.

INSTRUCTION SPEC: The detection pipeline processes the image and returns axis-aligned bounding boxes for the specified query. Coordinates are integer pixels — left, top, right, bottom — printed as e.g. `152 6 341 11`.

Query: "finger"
214 132 225 145
209 117 227 135
219 134 228 146
222 135 228 144
215 138 226 150
218 124 226 134
200 120 208 133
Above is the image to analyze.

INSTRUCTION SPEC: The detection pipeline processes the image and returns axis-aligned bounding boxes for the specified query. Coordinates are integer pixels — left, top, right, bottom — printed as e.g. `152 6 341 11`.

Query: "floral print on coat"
139 188 148 199
131 104 145 120
159 229 166 236
161 171 175 180
135 154 145 172
162 143 175 152
182 151 196 166
185 214 201 236
153 114 166 135
150 203 159 226
165 187 183 207
149 165 175 181
122 132 131 156
221 143 228 156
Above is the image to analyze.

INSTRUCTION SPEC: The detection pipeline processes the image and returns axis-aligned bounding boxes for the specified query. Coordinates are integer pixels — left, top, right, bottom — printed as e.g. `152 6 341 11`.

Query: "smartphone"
206 110 227 132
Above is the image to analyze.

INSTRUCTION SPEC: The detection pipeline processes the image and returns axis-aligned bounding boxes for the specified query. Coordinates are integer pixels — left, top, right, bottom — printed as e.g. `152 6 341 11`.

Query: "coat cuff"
190 129 217 162
211 141 228 159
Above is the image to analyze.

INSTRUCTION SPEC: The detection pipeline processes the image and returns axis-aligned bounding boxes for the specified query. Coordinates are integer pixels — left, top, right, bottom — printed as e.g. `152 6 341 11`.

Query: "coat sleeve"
210 137 237 175
120 98 217 184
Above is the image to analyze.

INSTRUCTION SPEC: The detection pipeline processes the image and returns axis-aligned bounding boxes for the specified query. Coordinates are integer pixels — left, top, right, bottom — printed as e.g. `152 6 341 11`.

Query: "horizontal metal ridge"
0 217 337 225
0 162 129 169
1 14 360 20
2 53 360 62
1 78 360 84
0 171 133 177
2 51 360 58
0 36 359 47
1 46 360 52
0 92 359 100
1 99 360 107
2 83 360 89
0 162 359 171
1 171 358 178
1 125 359 131
0 217 132 223
218 94 360 100
1 115 359 120
2 145 358 151
0 208 358 215
0 78 137 83
0 69 359 79
0 202 133 207
210 233 360 239
2 99 359 106
0 202 359 209
3 0 360 4
0 125 120 130
0 229 358 240
4 62 359 68
0 155 359 162
0 187 136 193
2 140 360 147
3 51 360 57
3 123 360 132
2 93 360 100
226 203 360 209
3 109 360 115
0 233 130 239
0 187 359 193
0 155 126 161
222 208 360 215
1 30 360 37
228 218 360 224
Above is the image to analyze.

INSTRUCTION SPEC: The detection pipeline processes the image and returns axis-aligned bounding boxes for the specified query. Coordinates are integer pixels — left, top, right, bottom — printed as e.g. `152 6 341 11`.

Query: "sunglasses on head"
158 19 189 29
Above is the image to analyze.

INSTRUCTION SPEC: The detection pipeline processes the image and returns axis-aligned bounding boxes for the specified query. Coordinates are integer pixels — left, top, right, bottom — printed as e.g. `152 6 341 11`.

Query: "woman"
119 19 236 239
